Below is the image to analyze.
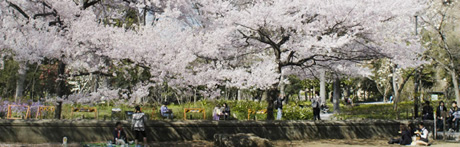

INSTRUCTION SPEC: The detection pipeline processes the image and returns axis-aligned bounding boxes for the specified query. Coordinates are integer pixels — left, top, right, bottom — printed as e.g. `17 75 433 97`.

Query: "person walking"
312 94 321 121
132 106 147 147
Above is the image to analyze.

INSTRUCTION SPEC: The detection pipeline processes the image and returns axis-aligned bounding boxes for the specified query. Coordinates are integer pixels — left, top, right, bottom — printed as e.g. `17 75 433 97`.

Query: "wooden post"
183 108 186 120
247 109 250 120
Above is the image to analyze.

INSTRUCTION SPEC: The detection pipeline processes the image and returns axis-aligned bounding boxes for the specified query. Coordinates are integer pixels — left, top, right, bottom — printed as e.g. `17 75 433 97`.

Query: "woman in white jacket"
132 106 147 147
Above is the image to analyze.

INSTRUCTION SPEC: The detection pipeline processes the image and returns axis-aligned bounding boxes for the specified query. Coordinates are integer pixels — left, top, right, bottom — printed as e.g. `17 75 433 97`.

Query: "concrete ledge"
0 120 432 143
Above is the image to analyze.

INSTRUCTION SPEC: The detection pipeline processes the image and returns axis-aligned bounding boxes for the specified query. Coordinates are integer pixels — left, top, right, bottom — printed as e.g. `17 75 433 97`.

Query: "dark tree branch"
277 35 290 46
33 12 57 19
83 0 101 10
70 71 113 77
7 1 30 19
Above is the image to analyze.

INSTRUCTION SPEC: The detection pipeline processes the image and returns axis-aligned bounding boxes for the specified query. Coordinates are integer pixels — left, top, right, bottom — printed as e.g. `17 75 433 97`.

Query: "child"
113 122 127 145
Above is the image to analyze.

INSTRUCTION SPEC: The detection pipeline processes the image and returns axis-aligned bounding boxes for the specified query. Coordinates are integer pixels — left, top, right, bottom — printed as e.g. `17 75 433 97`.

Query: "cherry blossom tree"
189 0 426 119
419 0 460 104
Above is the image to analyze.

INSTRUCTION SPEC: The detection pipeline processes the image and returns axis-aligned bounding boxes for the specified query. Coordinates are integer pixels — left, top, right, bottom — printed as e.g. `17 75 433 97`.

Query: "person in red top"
113 122 127 145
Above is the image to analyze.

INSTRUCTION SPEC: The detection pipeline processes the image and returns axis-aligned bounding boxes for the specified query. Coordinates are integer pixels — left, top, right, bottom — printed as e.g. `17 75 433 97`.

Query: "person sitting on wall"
415 123 430 146
221 103 231 120
422 101 434 120
213 105 223 121
448 101 460 132
113 122 127 145
388 124 412 145
160 103 173 119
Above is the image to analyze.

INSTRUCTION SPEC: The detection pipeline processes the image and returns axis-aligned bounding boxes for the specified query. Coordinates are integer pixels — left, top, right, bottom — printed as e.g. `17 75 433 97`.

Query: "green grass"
336 101 419 120
7 100 428 121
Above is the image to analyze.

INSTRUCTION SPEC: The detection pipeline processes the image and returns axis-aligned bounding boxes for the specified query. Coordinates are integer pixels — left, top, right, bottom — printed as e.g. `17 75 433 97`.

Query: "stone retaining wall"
0 120 431 143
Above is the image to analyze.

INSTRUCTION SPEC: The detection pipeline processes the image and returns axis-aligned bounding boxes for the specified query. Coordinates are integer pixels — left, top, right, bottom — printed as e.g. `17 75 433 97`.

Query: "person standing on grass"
311 94 321 121
132 106 147 147
275 94 284 120
436 101 447 131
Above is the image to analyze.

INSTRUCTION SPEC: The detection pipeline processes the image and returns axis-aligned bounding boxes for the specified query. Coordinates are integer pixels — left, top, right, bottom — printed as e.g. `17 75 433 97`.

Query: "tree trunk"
451 70 460 106
392 66 399 111
414 70 420 118
262 90 268 101
333 78 341 113
266 88 279 120
383 91 387 103
320 70 326 105
55 61 66 119
193 88 197 104
15 62 27 102
237 89 241 101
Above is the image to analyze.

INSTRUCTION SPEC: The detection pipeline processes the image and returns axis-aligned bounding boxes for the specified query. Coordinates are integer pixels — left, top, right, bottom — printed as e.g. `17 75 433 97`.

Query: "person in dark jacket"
388 124 412 145
422 101 434 120
222 103 231 120
436 101 448 131
113 122 127 145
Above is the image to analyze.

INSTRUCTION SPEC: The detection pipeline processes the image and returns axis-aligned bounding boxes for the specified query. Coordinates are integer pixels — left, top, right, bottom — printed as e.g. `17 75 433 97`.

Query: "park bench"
183 108 205 120
70 107 98 119
247 109 267 120
7 105 30 119
35 106 55 119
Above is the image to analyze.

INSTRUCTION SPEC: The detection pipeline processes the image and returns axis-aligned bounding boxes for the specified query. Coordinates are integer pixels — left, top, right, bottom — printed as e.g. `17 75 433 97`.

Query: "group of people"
212 103 231 120
388 123 430 146
111 106 148 147
422 100 460 132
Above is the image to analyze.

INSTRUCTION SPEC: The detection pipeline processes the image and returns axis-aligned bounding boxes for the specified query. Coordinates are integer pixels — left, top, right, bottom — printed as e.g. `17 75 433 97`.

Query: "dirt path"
273 139 460 147
1 139 458 147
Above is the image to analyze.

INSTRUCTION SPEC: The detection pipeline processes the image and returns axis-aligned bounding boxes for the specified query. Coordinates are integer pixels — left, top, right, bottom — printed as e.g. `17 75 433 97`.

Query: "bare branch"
6 1 30 19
